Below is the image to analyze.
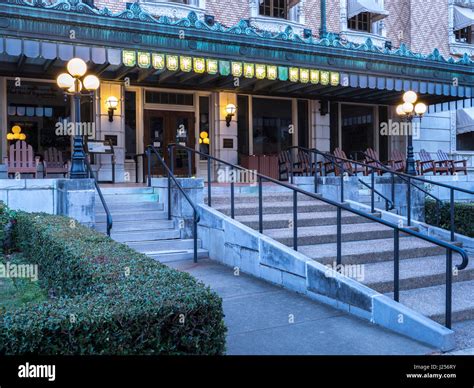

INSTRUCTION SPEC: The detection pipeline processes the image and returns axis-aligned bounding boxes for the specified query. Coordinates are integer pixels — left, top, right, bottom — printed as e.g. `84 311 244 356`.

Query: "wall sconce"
225 104 236 127
105 96 119 122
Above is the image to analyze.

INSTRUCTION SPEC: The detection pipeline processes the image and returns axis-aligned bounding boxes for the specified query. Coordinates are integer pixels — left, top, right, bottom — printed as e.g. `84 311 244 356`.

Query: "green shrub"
0 211 226 355
0 202 16 252
425 200 474 237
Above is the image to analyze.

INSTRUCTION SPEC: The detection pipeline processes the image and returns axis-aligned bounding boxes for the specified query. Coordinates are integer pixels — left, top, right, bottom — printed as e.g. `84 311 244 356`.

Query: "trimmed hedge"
425 200 474 238
0 210 226 355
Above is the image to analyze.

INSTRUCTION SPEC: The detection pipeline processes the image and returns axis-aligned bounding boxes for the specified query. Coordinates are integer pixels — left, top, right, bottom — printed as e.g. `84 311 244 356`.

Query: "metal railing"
146 145 200 263
169 143 469 329
290 147 474 242
85 157 112 237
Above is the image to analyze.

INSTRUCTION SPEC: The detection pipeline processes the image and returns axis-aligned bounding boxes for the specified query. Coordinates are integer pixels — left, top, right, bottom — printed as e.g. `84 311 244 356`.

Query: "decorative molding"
138 0 205 21
2 0 473 66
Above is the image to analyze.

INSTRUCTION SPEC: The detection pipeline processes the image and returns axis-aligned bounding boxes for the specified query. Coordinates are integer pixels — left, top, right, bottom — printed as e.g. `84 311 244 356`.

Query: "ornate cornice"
2 0 474 67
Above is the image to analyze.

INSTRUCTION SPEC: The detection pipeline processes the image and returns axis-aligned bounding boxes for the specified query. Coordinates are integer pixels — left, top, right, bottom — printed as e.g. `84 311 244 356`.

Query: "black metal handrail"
303 148 474 242
146 145 200 263
288 146 395 212
132 153 147 184
169 143 469 329
85 157 112 237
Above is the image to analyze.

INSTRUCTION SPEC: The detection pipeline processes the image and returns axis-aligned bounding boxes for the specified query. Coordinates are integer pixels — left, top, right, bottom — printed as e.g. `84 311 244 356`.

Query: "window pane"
237 95 250 160
341 104 375 159
252 98 292 155
198 96 210 160
457 132 474 151
125 91 137 159
298 100 309 149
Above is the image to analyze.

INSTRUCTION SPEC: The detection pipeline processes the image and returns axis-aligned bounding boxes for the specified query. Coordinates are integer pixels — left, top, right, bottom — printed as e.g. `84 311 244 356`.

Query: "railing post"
167 174 172 221
394 229 400 302
313 152 318 193
169 146 174 175
446 249 453 329
146 149 151 187
293 190 298 251
391 172 395 206
407 176 412 227
450 188 455 242
340 161 344 203
371 169 375 213
207 156 212 207
337 207 342 269
193 212 198 264
258 176 263 234
289 149 294 184
187 149 192 178
231 166 235 219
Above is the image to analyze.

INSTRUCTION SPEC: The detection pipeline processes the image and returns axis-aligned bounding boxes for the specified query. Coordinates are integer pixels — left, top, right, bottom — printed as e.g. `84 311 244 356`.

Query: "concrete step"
126 239 201 253
96 201 163 213
299 237 446 265
235 210 378 229
98 193 160 203
96 210 168 222
213 201 335 216
362 254 474 293
148 249 209 263
94 219 175 233
98 186 155 195
205 192 320 205
111 229 181 243
264 222 403 246
393 280 474 324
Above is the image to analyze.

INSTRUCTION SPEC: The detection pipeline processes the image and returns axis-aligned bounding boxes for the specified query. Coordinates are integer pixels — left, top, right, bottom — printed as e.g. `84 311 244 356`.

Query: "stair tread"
299 237 444 262
264 222 392 239
362 254 472 288
392 280 474 320
236 210 376 222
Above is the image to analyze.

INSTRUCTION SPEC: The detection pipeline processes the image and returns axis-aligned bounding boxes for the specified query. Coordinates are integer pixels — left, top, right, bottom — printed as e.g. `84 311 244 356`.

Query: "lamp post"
57 58 100 179
396 91 427 175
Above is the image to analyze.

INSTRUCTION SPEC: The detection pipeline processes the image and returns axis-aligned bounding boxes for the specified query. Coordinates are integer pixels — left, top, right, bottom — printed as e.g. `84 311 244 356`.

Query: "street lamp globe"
67 58 87 78
396 104 406 116
57 73 75 90
403 91 418 104
83 75 100 91
402 102 414 114
415 102 427 116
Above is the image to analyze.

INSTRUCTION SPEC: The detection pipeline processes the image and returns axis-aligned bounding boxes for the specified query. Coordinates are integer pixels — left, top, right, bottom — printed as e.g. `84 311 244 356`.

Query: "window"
125 91 137 159
253 98 292 155
198 96 210 160
145 91 194 106
455 26 472 43
6 80 71 157
237 95 250 159
298 100 309 149
457 133 474 151
340 104 375 160
348 12 372 32
259 0 288 19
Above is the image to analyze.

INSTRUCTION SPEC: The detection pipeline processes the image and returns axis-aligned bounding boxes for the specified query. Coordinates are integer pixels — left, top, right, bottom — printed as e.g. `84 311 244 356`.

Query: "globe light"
67 58 88 77
19 133 26 141
12 125 21 134
396 104 406 116
6 133 14 141
57 73 75 90
105 96 119 110
83 75 100 91
226 104 236 115
402 102 414 114
200 131 209 139
403 91 418 104
415 102 427 116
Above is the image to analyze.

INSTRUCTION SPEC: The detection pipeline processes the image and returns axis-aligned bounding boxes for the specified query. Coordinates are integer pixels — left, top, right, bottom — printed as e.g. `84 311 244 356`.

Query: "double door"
144 110 195 176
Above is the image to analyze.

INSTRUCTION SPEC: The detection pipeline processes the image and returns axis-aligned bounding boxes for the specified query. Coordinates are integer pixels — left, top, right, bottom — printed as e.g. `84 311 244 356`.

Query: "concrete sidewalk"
168 259 436 355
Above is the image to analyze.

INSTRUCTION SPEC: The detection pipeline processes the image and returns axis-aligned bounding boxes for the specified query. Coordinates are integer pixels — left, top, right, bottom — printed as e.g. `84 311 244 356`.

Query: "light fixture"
106 96 119 122
396 90 427 175
225 103 236 127
67 58 88 78
403 90 418 104
7 125 26 141
57 73 75 90
83 75 100 91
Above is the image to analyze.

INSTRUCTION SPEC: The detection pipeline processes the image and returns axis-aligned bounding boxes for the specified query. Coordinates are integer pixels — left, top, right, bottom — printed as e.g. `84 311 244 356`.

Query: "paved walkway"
168 259 436 355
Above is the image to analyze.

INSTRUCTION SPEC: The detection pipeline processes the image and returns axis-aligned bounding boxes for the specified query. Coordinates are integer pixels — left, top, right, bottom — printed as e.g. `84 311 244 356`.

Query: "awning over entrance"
0 0 473 107
457 107 474 134
454 5 474 31
347 0 389 22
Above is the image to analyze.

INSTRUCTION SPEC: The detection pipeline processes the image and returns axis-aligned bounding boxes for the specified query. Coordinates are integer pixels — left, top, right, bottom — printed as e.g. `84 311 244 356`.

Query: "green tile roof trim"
3 0 474 67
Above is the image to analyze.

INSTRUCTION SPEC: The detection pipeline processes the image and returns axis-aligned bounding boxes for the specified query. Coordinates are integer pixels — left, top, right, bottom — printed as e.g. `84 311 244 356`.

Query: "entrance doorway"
144 110 195 176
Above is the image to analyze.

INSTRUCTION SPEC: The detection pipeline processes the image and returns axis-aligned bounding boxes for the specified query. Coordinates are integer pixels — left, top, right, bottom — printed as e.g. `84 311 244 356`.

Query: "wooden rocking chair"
43 147 69 177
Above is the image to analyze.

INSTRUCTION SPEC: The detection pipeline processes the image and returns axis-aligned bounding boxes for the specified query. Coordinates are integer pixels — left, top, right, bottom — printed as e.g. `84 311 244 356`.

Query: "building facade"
0 0 473 182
